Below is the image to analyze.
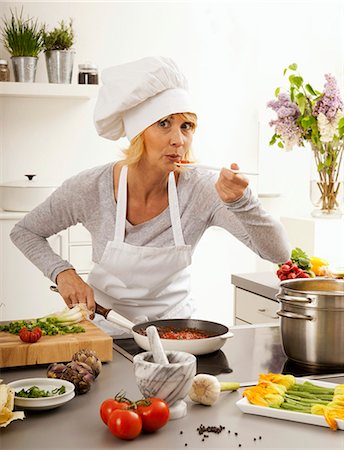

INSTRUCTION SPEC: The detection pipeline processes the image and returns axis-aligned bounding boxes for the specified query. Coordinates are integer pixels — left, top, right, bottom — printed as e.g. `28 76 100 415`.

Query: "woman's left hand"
215 163 249 203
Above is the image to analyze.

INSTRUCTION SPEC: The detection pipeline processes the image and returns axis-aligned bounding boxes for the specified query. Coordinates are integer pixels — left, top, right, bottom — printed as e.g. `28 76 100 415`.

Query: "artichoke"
47 363 67 379
64 361 95 395
72 349 102 378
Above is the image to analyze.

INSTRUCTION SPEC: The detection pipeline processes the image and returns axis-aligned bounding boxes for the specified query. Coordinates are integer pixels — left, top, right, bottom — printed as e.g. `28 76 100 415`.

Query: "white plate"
8 378 75 410
236 378 344 430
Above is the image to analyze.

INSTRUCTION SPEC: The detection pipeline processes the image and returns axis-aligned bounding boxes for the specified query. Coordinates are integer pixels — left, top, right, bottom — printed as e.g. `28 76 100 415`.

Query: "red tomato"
100 398 130 425
19 327 42 343
135 397 170 432
107 409 142 440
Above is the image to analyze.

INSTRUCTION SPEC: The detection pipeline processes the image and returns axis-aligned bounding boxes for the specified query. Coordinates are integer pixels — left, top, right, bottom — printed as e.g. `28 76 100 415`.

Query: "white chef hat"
94 56 196 141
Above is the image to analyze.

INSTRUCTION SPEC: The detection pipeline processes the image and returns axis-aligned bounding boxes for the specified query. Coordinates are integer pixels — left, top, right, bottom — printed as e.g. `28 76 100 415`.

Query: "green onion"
0 305 90 336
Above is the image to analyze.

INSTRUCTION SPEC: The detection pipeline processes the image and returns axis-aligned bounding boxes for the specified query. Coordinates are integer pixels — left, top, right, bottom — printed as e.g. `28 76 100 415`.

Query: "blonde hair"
122 112 197 167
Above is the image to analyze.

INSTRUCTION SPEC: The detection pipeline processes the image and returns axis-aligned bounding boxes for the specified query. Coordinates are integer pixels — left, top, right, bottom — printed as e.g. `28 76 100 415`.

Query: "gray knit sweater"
10 162 290 282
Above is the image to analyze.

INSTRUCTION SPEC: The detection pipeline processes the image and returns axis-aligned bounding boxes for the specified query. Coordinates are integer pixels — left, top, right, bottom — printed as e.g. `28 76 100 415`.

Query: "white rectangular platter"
236 378 344 430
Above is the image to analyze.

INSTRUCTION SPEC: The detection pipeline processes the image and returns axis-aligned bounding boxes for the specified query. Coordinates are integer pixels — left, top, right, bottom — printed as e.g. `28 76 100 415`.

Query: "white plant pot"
0 177 56 212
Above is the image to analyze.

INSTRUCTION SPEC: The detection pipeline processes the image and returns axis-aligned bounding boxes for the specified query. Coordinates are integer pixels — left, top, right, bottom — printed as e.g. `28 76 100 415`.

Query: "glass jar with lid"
78 63 98 85
0 59 10 82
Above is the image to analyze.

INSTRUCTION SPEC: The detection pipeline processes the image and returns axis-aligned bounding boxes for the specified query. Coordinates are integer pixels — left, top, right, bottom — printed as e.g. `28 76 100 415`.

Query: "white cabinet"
0 84 97 321
234 288 280 325
68 223 93 275
0 215 92 321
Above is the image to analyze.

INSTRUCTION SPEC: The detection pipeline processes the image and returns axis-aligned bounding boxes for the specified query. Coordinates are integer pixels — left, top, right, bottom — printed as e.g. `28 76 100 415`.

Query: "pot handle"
276 294 314 303
218 331 234 341
276 310 313 320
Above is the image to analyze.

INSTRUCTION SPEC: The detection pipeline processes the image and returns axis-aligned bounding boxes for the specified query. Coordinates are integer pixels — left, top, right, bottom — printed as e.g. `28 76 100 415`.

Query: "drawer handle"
258 308 279 320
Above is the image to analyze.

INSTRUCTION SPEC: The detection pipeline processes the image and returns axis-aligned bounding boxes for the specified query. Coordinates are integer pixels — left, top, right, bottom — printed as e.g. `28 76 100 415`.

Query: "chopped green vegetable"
0 305 89 336
15 385 66 398
0 318 85 335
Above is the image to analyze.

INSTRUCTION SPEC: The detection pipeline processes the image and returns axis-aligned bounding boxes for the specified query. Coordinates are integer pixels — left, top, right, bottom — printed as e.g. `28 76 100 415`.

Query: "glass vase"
310 143 344 218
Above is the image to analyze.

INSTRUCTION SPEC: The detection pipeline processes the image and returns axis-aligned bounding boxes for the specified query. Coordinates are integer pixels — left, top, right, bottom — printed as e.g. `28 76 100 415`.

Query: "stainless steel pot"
276 278 344 367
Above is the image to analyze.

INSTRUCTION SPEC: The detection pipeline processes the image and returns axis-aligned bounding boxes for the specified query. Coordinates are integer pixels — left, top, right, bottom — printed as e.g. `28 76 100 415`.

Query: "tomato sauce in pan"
137 326 210 340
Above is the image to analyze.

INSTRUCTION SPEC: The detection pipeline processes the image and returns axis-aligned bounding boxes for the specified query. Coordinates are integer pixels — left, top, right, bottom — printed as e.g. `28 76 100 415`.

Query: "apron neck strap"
114 165 128 243
168 171 185 246
115 165 185 246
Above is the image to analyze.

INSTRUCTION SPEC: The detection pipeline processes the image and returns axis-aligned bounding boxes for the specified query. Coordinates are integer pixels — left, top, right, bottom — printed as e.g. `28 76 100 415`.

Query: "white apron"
88 165 195 336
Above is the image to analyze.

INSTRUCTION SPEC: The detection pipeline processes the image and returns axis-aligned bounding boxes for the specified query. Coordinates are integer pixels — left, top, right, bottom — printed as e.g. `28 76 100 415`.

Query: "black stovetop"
113 325 344 382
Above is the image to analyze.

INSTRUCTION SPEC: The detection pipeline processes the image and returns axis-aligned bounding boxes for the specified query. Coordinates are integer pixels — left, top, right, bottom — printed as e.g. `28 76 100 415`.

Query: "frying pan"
50 286 233 355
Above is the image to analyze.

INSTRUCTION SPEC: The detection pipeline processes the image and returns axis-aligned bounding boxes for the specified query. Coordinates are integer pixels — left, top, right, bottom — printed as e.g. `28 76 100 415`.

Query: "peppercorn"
235 432 238 436
180 431 183 435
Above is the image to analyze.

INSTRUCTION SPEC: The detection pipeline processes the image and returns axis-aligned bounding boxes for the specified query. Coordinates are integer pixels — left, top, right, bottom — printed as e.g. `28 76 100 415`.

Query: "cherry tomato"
100 397 130 425
135 397 170 432
107 409 142 440
19 327 42 343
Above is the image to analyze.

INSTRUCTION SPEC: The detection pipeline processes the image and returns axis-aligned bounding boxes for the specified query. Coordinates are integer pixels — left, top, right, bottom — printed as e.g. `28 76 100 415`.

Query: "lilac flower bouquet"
268 64 344 216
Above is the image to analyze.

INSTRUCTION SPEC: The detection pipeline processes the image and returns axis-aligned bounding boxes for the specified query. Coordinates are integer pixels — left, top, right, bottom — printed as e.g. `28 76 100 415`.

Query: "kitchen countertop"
1 325 344 449
231 271 280 301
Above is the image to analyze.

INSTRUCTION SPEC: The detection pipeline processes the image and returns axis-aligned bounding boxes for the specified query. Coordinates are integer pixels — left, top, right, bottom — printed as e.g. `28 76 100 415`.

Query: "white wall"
256 0 344 217
1 0 343 325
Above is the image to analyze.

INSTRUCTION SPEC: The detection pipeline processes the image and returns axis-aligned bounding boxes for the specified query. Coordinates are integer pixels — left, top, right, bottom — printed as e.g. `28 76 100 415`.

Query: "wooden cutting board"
0 320 113 368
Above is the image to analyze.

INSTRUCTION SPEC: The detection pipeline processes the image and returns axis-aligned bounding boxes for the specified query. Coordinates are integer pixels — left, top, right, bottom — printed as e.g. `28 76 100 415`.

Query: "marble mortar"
133 351 196 407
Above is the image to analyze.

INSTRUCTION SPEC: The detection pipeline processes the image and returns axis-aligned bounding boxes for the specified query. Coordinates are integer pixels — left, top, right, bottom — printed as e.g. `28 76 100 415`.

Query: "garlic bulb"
188 374 240 406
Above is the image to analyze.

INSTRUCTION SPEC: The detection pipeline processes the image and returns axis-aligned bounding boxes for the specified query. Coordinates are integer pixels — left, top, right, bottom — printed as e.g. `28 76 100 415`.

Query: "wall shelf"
0 82 99 99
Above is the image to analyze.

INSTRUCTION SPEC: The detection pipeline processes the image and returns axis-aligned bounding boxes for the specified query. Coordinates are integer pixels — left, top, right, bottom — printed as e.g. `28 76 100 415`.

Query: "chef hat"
94 56 195 141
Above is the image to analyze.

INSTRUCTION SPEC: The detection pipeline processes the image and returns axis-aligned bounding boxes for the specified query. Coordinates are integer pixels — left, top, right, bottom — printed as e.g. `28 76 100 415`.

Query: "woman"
10 56 290 334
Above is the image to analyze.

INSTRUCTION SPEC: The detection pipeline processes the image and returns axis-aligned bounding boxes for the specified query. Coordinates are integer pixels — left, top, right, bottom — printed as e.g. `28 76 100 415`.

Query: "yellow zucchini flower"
334 385 344 396
243 381 286 407
311 404 344 431
259 373 295 389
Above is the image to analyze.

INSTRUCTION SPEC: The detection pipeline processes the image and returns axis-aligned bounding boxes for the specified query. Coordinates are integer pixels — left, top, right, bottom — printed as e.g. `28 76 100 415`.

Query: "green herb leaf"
1 8 43 57
291 247 311 270
269 134 277 145
296 93 306 114
42 18 74 51
290 86 295 102
305 83 317 96
15 385 66 398
288 63 298 71
275 87 280 97
293 76 303 89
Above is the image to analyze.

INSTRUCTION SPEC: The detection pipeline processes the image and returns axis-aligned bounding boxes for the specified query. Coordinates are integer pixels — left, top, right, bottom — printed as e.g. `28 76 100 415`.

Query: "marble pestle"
146 326 169 365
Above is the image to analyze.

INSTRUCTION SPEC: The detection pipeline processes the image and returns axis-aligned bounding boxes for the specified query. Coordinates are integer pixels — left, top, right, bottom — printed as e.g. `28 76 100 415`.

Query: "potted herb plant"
1 8 43 82
43 19 75 84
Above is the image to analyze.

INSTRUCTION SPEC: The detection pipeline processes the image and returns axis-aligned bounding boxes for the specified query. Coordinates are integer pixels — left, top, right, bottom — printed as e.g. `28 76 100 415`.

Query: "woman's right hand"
56 269 95 318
